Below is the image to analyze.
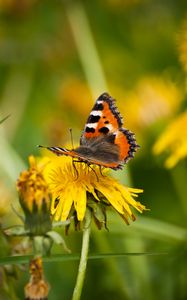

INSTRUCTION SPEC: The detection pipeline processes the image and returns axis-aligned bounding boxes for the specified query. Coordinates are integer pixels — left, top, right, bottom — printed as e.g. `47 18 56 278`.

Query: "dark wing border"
97 92 123 127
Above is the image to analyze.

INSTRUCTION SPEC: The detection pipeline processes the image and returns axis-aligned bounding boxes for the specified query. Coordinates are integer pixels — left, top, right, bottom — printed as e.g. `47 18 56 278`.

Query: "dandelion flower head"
43 156 146 224
17 156 50 211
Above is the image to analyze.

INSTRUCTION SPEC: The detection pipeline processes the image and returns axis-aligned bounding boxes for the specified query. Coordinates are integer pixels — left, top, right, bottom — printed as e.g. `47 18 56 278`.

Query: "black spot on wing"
99 127 109 134
94 102 103 111
104 120 109 124
85 127 95 133
87 114 101 123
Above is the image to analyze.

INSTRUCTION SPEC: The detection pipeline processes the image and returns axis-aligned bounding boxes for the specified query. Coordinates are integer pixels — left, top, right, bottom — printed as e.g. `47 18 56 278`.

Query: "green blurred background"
1 0 187 299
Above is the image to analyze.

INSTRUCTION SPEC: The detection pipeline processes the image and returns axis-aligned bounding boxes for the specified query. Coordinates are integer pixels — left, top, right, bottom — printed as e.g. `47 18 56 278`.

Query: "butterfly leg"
73 160 99 182
88 165 99 182
72 158 79 180
98 165 108 178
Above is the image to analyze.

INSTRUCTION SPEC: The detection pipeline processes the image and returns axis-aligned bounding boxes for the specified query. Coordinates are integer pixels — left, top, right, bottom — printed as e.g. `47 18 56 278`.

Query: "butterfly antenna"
69 128 74 149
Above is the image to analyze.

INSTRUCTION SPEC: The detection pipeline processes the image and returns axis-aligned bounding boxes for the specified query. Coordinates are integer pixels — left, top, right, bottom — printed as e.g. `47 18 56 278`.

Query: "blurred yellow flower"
43 156 146 224
153 111 187 168
111 77 183 132
25 257 49 300
58 77 92 121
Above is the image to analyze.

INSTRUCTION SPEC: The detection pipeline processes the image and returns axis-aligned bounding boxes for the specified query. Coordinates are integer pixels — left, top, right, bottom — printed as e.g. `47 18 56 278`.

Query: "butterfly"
40 93 139 170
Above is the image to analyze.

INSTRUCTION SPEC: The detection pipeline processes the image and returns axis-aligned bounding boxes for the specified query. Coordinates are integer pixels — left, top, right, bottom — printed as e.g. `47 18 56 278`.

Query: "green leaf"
0 252 167 266
4 226 28 236
107 213 187 242
46 231 71 253
52 219 72 228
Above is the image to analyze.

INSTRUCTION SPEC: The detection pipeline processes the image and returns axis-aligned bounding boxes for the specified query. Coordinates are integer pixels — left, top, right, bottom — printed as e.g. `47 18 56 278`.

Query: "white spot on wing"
105 124 114 131
86 123 97 129
90 110 103 116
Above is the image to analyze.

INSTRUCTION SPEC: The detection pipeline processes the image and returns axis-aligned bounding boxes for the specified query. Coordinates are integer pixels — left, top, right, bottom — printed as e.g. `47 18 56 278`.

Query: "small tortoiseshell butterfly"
40 93 139 170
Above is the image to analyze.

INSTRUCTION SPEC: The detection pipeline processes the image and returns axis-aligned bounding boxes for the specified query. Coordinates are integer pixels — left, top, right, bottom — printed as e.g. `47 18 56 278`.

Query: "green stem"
64 1 108 98
32 236 44 257
72 211 91 300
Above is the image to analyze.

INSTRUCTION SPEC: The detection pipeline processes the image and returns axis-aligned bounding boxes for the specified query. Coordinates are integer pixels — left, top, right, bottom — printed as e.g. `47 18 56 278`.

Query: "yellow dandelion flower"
17 156 50 212
17 155 52 235
43 156 146 224
153 111 187 168
25 257 49 300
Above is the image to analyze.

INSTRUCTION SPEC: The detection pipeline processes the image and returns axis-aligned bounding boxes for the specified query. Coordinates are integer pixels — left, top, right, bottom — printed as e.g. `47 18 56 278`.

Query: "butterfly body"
42 93 139 170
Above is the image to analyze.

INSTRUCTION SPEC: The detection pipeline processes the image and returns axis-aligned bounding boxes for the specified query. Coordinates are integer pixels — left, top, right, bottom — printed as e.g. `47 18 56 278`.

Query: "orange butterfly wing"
80 93 138 164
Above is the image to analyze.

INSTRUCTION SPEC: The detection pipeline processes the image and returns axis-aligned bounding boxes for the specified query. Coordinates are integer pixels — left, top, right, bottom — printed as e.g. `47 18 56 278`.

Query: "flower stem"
32 236 44 257
72 210 91 300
